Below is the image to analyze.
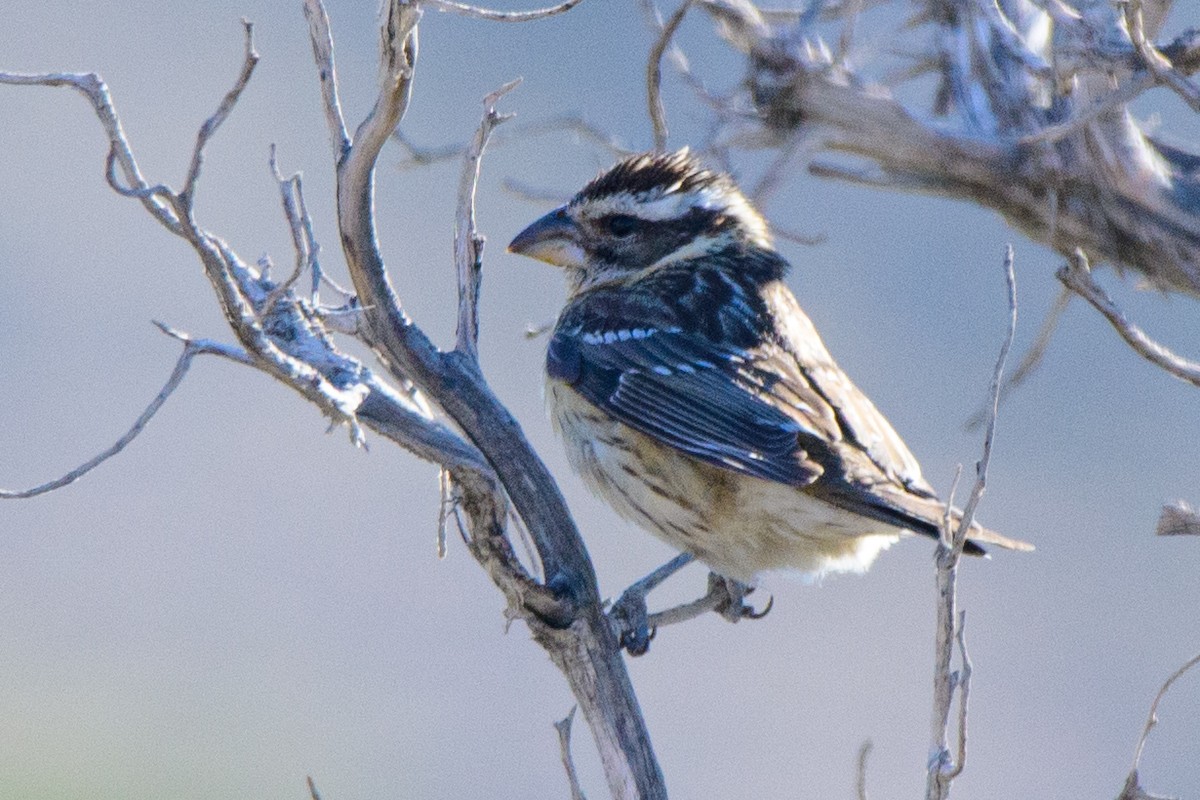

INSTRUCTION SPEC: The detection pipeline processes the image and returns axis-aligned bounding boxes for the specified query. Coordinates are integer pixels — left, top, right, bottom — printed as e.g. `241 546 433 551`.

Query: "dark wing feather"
548 296 829 488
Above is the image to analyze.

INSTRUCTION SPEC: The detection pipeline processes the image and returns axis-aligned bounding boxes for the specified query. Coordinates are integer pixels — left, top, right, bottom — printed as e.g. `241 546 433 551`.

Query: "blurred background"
2 1 1198 798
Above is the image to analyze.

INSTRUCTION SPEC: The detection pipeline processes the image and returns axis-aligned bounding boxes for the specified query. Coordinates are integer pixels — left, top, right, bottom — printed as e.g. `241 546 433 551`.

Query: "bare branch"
692 1 1200 297
0 330 250 500
647 0 695 152
319 2 666 794
965 287 1071 431
424 0 585 22
1119 652 1200 800
947 610 972 781
306 776 323 800
266 145 318 314
1057 251 1200 389
1132 652 1200 771
554 707 589 800
927 246 1017 800
302 0 350 160
1156 500 1200 536
1125 0 1200 113
180 20 260 209
855 740 872 800
0 71 181 233
455 80 519 359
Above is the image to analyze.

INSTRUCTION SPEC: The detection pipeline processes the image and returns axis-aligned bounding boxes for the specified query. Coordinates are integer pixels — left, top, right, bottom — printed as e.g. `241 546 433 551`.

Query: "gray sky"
2 1 1199 798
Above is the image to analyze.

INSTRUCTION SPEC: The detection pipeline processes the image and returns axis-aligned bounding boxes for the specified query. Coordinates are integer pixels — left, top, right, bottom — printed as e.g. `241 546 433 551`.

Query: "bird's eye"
605 215 640 237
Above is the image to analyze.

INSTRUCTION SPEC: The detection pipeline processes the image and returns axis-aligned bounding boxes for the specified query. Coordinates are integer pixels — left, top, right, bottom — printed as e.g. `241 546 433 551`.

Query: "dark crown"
571 149 729 206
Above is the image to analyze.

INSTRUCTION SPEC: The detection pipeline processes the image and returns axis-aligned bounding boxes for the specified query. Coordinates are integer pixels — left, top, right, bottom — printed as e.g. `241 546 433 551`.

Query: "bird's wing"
761 283 1033 551
548 288 834 488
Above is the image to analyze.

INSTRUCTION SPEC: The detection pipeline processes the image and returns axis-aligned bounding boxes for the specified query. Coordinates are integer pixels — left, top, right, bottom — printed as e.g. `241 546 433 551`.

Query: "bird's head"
508 149 772 292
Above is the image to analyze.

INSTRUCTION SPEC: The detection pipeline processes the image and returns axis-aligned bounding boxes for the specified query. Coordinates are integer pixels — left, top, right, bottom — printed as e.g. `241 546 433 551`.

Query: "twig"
180 20 259 208
948 610 972 781
0 329 251 500
307 776 323 800
1016 74 1155 145
503 178 570 204
647 0 695 151
0 71 181 233
1118 652 1200 800
1131 652 1200 772
836 0 865 66
302 0 351 159
395 114 631 171
926 245 1017 800
1125 0 1200 112
424 0 585 22
965 286 1071 431
455 80 519 359
1056 250 1200 388
855 740 872 800
554 707 589 800
266 145 322 314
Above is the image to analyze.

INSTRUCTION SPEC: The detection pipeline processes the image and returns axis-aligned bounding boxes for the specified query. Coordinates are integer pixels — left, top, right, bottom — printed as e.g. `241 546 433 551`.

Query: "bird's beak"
507 206 585 268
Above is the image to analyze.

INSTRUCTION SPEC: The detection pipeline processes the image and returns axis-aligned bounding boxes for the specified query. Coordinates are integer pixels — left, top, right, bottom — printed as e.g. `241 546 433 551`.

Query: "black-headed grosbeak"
509 150 1030 584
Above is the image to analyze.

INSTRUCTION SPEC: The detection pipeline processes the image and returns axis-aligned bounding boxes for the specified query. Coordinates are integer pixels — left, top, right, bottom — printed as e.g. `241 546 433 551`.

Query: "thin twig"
947 609 972 781
855 740 872 800
455 79 520 359
1016 74 1154 145
265 145 319 314
1130 652 1200 773
836 0 865 66
302 0 351 159
424 0 586 21
954 245 1018 548
927 246 1017 800
647 0 695 151
307 776 323 800
0 330 251 500
1057 250 1200 388
504 178 571 204
0 71 181 233
965 286 1071 431
180 20 259 208
1125 0 1200 112
554 707 589 800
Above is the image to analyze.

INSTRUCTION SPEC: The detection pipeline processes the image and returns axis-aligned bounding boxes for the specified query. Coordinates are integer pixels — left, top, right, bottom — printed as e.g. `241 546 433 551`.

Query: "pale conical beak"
507 206 585 268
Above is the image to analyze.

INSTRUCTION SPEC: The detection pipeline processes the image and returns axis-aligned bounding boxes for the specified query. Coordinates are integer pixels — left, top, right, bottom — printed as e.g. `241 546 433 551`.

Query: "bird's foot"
608 553 695 656
709 573 773 623
608 558 774 656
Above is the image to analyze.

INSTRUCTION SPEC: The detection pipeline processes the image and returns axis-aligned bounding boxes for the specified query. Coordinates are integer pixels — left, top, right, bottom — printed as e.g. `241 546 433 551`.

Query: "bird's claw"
711 573 773 623
608 588 655 657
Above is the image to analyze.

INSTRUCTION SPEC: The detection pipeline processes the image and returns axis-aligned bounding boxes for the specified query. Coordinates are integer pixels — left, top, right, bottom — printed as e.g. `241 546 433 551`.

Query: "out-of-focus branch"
424 0 585 22
647 0 695 151
1156 500 1200 537
927 246 1017 800
687 0 1200 298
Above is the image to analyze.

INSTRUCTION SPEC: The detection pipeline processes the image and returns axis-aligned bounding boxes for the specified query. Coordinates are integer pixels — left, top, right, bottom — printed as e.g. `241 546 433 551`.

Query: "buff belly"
547 381 901 584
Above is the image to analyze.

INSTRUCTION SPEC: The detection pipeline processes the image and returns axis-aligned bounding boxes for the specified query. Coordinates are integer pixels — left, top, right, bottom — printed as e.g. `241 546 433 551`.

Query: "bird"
508 149 1031 586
